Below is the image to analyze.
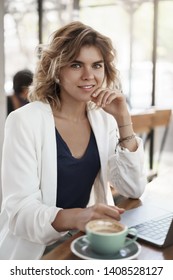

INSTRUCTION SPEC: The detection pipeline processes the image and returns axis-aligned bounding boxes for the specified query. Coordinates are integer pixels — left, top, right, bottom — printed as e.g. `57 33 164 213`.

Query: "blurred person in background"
7 69 33 115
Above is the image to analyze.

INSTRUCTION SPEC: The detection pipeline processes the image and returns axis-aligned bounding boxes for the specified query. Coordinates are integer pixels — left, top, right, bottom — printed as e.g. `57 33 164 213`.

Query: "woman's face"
58 45 105 103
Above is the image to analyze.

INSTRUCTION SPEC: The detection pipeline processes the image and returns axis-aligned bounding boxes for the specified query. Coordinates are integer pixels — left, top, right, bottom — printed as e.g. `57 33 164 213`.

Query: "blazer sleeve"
1 110 66 245
108 118 147 199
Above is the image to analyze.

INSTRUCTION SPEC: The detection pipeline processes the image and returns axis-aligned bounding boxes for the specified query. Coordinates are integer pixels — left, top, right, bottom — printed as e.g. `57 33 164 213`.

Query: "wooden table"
42 169 173 260
131 108 172 177
130 108 172 133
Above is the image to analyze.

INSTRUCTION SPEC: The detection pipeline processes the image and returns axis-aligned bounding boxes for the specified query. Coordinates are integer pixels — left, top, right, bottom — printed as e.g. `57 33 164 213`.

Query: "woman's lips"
78 85 95 92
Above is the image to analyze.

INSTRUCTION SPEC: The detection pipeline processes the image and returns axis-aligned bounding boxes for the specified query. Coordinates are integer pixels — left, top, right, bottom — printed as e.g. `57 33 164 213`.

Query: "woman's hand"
91 87 129 119
75 203 125 232
52 203 125 233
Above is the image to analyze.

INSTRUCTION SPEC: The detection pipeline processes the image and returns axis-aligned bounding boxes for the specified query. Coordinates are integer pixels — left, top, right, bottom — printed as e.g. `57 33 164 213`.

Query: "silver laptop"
120 202 173 248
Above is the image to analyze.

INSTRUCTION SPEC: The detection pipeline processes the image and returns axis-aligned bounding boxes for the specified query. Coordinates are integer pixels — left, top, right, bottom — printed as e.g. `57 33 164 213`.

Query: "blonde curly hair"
29 21 120 108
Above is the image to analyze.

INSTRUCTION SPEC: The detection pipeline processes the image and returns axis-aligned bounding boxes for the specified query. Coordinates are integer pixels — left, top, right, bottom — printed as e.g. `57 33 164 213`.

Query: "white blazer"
0 101 146 259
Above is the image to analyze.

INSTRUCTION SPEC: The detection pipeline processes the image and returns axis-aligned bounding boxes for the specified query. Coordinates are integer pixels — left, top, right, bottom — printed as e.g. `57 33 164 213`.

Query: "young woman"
0 21 146 259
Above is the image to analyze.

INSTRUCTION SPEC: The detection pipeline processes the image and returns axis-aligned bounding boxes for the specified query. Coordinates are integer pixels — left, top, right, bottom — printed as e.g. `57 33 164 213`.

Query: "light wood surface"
131 110 154 133
42 169 173 260
131 108 172 133
131 108 172 174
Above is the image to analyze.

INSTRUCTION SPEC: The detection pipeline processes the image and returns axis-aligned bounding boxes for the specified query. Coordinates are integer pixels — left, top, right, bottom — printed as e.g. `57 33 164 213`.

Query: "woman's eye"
71 63 81 69
93 63 103 69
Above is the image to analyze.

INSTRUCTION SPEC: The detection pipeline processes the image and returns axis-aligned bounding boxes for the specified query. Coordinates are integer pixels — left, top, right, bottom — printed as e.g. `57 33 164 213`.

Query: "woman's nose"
81 67 94 80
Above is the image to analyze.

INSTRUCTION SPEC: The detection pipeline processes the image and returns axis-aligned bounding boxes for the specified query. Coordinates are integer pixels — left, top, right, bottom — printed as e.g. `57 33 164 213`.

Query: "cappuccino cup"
85 218 137 255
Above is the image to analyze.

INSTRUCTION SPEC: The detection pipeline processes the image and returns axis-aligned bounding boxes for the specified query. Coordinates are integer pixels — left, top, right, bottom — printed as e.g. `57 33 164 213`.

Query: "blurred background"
0 0 173 200
3 0 173 108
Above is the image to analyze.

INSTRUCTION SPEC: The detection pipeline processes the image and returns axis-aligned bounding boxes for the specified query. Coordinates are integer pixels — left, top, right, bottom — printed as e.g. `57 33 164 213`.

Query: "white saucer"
71 235 141 260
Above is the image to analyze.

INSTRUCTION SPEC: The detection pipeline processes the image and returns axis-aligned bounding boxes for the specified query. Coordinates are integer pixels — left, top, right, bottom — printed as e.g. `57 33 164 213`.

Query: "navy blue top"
55 128 101 208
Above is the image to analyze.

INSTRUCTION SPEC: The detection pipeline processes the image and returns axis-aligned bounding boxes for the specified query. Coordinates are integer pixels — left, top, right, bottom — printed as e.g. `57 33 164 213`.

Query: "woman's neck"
52 102 87 123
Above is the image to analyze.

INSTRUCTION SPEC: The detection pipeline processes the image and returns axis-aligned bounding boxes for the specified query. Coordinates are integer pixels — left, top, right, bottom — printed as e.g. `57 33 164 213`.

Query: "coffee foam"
87 219 124 233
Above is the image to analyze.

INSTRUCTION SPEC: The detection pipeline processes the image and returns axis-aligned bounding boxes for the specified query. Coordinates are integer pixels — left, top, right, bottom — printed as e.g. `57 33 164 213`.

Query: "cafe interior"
0 0 173 260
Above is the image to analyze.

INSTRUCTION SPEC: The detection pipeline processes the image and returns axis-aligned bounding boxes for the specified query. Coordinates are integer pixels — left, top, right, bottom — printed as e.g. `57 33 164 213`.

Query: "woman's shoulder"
6 101 52 129
8 101 51 118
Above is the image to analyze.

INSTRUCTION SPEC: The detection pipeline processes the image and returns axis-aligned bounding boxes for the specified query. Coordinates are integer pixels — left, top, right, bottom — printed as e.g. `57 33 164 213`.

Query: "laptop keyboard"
131 213 173 243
